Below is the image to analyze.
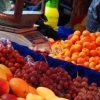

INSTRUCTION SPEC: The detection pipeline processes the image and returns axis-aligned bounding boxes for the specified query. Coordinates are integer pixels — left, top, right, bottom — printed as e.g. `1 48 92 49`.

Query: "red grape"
0 53 3 57
30 76 36 82
86 94 94 100
10 67 16 73
14 63 21 68
0 57 6 63
9 58 15 63
23 73 29 80
4 60 9 66
8 62 14 67
65 93 71 99
3 48 8 54
74 95 82 100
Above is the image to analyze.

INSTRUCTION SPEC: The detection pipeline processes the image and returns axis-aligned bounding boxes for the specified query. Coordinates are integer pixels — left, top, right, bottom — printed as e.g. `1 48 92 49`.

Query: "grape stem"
77 71 79 77
42 55 48 65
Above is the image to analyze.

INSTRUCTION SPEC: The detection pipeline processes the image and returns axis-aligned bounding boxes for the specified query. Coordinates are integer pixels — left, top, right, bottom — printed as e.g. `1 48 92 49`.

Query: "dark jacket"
86 0 100 32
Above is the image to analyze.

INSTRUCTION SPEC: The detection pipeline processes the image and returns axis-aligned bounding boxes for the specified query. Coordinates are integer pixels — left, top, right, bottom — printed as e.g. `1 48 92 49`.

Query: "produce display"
49 30 100 71
0 43 100 100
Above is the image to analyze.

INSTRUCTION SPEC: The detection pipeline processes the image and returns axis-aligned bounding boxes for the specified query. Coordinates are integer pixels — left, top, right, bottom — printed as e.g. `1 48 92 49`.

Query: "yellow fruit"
36 87 56 99
26 93 44 100
45 95 58 100
17 97 26 100
0 64 13 81
0 68 7 80
51 97 69 100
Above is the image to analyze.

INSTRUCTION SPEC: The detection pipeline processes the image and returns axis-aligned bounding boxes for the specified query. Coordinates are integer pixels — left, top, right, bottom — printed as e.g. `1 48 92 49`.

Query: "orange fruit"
90 41 97 50
64 43 72 49
80 36 92 42
96 47 100 56
65 40 73 49
84 62 89 67
70 44 82 53
89 57 98 65
28 86 38 94
70 35 79 43
95 32 100 37
9 78 29 97
89 57 95 62
77 57 85 65
82 42 91 49
89 62 96 69
75 41 83 45
95 64 100 71
71 54 78 62
64 50 71 57
82 30 90 37
94 56 100 64
78 52 86 57
63 48 70 52
84 56 89 62
96 36 100 46
64 56 71 62
73 30 81 36
90 33 96 41
89 50 97 57
64 43 71 49
72 52 79 55
82 48 89 56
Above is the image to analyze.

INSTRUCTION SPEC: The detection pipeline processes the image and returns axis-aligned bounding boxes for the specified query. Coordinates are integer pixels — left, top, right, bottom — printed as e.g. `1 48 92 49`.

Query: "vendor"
0 0 7 12
86 0 100 32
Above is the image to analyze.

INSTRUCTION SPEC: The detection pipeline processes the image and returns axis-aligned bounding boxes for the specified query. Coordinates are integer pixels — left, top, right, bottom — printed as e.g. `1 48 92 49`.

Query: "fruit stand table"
12 42 100 86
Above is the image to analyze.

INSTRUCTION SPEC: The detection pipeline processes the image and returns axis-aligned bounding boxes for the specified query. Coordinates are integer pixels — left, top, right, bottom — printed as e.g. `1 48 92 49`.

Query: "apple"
1 94 17 100
0 78 10 96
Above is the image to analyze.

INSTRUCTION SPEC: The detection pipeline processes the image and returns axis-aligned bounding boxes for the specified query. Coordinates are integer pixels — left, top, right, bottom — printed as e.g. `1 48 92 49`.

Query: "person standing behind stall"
86 0 100 32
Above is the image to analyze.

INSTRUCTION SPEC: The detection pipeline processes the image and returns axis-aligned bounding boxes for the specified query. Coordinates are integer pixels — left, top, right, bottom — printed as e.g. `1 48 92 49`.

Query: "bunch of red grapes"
1 46 100 100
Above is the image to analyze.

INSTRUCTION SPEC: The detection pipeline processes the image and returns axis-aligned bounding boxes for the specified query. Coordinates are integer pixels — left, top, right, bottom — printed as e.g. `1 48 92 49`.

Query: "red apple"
1 94 17 100
0 78 10 96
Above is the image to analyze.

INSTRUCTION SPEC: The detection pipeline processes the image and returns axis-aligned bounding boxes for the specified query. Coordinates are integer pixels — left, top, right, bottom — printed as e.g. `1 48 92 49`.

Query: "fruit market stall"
0 0 100 100
0 38 100 100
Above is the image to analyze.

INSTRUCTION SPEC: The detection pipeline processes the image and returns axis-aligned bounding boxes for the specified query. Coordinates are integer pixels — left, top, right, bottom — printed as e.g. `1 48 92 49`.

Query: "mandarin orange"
82 42 91 49
78 52 86 57
89 62 96 69
70 44 82 53
82 48 90 56
89 50 97 57
82 30 90 37
96 36 100 46
73 30 81 36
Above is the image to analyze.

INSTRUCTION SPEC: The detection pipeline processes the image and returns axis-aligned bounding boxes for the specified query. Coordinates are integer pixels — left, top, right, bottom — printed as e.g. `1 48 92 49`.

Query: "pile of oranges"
49 30 100 71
